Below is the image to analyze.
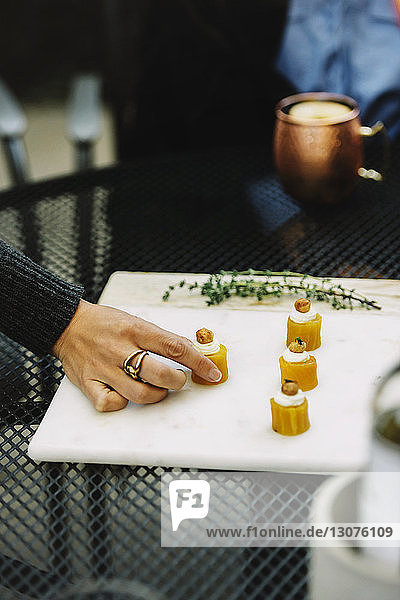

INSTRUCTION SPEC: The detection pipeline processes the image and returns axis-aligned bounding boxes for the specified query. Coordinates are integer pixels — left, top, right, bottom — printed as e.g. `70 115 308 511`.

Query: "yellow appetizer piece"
191 328 229 385
270 380 310 436
279 338 318 391
286 298 322 350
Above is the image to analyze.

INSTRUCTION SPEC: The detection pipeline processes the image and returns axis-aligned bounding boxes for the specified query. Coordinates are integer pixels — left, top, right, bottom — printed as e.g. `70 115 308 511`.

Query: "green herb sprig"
162 269 382 310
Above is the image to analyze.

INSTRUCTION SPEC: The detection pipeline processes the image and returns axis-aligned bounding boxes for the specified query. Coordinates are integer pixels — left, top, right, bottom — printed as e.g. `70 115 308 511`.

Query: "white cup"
310 474 400 600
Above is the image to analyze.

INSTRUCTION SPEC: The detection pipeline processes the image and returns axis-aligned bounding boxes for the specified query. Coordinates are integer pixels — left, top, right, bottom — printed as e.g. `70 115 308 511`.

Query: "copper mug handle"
358 121 388 181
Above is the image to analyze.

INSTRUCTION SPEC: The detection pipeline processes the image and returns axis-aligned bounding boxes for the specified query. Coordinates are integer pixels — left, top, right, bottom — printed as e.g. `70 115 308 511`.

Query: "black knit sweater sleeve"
0 239 84 355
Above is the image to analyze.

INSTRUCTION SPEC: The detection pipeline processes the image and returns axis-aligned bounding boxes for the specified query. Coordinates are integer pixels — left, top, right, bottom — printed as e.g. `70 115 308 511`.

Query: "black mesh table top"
0 143 399 599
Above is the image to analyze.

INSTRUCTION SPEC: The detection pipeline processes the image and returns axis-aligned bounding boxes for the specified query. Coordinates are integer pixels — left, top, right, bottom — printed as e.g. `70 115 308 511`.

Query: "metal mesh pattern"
1 143 400 599
160 472 327 549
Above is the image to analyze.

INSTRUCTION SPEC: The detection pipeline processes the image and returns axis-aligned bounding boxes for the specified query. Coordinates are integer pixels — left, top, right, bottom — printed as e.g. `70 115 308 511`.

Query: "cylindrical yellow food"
191 344 229 385
279 355 318 391
270 397 310 436
286 313 322 350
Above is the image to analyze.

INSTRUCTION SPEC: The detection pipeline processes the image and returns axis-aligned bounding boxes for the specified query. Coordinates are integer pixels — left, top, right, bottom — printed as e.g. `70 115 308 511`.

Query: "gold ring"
123 350 148 382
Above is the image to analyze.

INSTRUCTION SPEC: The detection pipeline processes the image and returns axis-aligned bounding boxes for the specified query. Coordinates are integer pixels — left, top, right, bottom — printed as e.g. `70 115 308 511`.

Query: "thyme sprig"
162 269 382 311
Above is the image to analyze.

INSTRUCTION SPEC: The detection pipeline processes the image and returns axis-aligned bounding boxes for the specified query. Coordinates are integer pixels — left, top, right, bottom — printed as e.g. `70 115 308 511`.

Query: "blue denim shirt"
276 0 400 139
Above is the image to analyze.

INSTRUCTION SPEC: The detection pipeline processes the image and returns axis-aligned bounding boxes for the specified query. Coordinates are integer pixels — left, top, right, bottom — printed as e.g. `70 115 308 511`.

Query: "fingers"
84 378 168 412
84 380 129 412
107 367 169 406
137 354 187 390
132 317 222 383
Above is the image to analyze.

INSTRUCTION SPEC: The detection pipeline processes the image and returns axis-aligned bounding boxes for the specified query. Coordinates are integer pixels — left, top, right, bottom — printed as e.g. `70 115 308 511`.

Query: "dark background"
0 0 292 160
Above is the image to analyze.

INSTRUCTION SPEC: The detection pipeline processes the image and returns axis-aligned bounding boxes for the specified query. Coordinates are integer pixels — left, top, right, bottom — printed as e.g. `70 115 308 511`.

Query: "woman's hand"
52 300 222 412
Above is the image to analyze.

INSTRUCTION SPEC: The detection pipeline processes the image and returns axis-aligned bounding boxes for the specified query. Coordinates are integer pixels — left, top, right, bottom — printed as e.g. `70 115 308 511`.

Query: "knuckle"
93 393 109 412
114 311 140 339
132 385 153 404
133 385 167 405
116 317 133 339
154 388 169 403
91 386 127 413
163 335 188 359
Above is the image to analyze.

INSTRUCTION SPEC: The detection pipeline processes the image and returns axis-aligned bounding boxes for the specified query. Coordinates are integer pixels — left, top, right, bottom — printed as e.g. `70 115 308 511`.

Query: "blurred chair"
0 78 29 185
0 74 103 186
65 74 103 171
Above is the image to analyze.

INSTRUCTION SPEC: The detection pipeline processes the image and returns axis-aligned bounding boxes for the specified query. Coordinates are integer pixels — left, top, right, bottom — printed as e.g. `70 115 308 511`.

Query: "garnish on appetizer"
270 380 310 436
191 328 229 385
286 298 322 350
279 338 318 391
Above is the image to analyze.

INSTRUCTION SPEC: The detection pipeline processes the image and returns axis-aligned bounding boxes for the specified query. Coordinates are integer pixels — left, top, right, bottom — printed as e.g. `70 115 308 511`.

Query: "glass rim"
275 92 360 125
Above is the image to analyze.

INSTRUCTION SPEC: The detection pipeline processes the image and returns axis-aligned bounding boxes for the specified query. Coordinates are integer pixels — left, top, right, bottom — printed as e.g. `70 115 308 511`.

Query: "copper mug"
273 92 386 205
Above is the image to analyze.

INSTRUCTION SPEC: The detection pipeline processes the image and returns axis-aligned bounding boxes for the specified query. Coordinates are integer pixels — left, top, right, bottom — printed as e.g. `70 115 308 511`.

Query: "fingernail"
177 368 188 386
209 368 222 382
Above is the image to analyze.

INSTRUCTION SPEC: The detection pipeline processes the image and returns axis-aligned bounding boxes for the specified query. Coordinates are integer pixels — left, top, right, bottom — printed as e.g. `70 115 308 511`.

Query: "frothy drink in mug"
288 100 352 121
274 93 384 205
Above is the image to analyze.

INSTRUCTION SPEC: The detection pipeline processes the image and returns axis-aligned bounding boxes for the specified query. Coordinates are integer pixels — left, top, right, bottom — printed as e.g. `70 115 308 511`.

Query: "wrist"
52 299 90 360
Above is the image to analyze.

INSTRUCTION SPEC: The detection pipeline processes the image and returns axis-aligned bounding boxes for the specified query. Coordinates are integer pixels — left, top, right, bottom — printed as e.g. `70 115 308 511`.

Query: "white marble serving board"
28 302 400 472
